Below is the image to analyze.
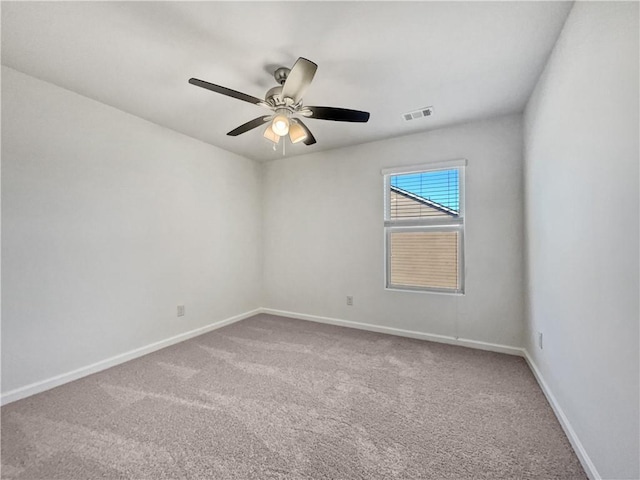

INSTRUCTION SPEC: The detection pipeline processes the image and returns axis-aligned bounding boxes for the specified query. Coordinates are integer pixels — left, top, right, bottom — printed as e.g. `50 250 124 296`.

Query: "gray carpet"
1 314 585 479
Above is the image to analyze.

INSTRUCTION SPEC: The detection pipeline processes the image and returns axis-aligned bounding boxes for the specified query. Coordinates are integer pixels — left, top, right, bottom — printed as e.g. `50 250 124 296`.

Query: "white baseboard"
0 308 261 406
522 349 601 480
259 308 523 356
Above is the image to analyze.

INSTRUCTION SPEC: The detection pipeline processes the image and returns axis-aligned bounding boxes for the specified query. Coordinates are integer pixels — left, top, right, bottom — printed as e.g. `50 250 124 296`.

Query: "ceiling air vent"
402 106 434 122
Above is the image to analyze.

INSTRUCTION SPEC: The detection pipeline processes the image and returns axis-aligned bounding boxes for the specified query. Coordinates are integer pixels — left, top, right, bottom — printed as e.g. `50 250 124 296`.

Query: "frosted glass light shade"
263 126 280 143
288 122 307 144
271 115 290 136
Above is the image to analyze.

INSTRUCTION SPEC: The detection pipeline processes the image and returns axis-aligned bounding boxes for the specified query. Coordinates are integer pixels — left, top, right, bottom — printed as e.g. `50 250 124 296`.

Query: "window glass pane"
390 169 459 219
389 230 459 289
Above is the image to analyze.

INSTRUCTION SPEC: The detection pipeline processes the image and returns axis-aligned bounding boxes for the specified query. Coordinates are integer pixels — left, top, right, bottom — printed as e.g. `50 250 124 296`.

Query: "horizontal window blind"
389 170 459 219
389 231 459 289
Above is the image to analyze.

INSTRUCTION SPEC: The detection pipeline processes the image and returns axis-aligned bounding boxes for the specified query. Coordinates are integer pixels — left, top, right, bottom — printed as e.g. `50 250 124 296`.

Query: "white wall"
263 114 525 348
523 2 639 479
1 66 262 394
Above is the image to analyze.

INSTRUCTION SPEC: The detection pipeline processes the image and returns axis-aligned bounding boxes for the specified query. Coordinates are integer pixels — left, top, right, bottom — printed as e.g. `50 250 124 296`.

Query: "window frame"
382 159 467 295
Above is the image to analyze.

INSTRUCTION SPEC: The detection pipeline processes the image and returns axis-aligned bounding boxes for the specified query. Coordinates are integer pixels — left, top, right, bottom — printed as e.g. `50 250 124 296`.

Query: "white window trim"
381 158 467 176
382 160 466 295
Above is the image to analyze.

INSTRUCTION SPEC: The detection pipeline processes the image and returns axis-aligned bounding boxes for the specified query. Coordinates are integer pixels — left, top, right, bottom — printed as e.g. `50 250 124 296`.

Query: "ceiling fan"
189 57 370 147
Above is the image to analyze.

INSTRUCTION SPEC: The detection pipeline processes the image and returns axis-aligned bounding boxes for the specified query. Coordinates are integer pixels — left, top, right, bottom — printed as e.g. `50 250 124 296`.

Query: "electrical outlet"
346 296 353 306
177 305 185 317
537 332 543 349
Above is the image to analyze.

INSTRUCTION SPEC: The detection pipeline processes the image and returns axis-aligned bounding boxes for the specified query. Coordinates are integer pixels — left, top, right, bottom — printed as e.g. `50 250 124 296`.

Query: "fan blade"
189 78 264 105
306 106 370 122
281 58 317 104
227 116 271 136
294 119 317 146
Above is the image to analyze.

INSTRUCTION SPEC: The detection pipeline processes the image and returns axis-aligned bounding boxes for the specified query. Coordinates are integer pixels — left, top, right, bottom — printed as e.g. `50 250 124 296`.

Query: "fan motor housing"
265 86 284 107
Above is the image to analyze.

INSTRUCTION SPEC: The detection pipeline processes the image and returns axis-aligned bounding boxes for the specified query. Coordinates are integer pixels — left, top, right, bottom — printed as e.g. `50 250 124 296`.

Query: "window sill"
385 286 465 296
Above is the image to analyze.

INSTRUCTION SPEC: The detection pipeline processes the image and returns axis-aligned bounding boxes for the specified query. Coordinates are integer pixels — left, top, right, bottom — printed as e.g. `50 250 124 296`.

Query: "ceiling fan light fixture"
271 114 290 136
189 56 369 151
288 122 307 144
263 126 280 143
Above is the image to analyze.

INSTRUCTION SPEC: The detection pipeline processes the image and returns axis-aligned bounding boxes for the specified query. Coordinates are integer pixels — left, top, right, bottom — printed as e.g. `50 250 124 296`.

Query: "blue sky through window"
390 169 459 212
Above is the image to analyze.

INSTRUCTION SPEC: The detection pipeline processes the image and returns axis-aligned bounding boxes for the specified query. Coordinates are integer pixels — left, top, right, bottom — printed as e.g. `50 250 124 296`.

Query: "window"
383 160 466 293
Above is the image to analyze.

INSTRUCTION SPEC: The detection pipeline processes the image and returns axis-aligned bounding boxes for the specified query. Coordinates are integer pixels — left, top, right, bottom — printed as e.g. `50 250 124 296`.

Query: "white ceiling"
1 1 572 162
